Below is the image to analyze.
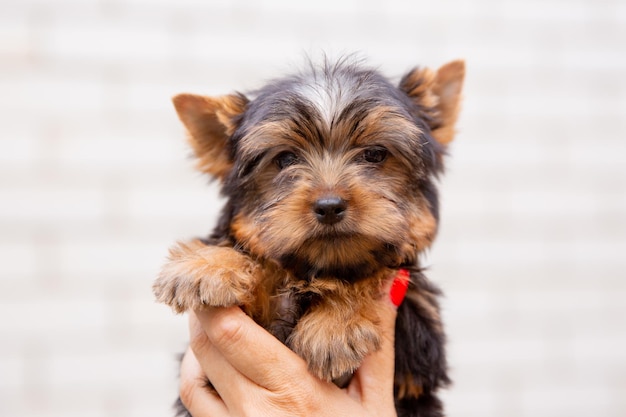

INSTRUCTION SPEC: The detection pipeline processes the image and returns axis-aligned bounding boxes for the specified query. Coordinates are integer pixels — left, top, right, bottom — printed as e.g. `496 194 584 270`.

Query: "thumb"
348 269 409 412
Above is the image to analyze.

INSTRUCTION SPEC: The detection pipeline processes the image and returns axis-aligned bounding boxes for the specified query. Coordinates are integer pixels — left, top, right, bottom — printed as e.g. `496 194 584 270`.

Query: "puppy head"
173 58 464 279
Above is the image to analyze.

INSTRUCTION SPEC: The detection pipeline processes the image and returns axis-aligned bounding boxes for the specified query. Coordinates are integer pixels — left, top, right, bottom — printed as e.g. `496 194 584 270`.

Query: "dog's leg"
153 239 261 313
287 287 383 381
394 272 450 417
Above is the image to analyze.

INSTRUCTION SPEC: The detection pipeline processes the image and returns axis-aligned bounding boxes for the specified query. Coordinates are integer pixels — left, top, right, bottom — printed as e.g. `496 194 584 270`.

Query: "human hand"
179 275 407 417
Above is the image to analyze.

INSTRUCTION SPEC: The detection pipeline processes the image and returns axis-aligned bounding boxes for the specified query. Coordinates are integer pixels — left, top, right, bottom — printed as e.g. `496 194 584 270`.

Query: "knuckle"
208 311 246 350
188 326 209 355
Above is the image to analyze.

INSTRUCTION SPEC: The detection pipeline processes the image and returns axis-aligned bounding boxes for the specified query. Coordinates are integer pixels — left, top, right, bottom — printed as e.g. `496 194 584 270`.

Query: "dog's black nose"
313 197 347 225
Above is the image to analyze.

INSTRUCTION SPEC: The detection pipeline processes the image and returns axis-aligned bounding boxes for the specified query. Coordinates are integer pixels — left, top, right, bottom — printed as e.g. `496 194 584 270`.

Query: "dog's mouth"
312 229 357 240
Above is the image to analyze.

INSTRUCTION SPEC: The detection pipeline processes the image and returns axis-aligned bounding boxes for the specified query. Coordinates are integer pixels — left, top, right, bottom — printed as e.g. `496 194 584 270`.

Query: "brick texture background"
1 1 625 416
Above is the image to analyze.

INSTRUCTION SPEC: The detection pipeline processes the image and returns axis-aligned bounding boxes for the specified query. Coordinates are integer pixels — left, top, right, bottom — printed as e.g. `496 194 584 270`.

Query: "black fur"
394 270 450 417
397 394 445 417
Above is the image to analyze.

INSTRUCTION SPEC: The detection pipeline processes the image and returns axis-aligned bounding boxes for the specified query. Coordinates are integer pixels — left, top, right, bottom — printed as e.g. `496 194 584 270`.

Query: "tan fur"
228 110 422 270
407 197 438 251
399 67 439 109
400 60 465 146
431 60 465 145
396 374 424 399
172 93 247 180
287 270 390 379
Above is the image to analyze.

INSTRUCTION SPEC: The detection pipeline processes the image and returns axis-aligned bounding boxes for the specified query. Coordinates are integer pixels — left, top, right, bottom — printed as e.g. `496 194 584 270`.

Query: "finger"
179 346 229 417
348 271 402 410
195 306 311 392
188 312 259 411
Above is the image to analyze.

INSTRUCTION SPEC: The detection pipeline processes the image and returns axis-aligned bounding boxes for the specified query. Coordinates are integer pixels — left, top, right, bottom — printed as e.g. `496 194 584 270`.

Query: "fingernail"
390 268 410 307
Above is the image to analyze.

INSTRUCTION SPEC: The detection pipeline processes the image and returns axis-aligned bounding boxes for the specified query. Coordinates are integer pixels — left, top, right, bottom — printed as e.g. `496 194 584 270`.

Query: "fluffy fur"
153 56 465 417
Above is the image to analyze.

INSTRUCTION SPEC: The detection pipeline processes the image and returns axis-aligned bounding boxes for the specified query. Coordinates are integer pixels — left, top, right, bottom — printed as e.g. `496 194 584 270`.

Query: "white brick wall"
1 1 625 416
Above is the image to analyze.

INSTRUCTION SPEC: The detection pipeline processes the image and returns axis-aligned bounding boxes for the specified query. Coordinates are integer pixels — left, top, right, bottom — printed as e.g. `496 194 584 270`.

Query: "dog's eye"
275 151 299 170
363 146 388 164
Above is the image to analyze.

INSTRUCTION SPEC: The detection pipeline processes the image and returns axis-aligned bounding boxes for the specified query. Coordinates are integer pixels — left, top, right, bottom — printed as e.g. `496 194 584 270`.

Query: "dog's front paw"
288 310 381 381
153 240 259 313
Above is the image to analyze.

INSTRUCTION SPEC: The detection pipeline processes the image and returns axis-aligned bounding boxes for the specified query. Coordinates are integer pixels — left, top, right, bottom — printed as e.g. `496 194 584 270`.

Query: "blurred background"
1 0 625 416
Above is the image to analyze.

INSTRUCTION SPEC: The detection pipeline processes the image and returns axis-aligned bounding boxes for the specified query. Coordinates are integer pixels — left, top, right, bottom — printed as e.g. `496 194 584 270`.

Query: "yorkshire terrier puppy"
153 56 464 417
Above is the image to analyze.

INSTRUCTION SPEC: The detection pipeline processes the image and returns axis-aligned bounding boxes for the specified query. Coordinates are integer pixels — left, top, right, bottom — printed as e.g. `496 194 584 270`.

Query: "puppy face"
173 59 464 280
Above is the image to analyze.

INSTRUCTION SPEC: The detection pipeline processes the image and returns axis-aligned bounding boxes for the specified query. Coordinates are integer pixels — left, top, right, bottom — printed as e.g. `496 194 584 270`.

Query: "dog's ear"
172 93 248 180
399 60 465 145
